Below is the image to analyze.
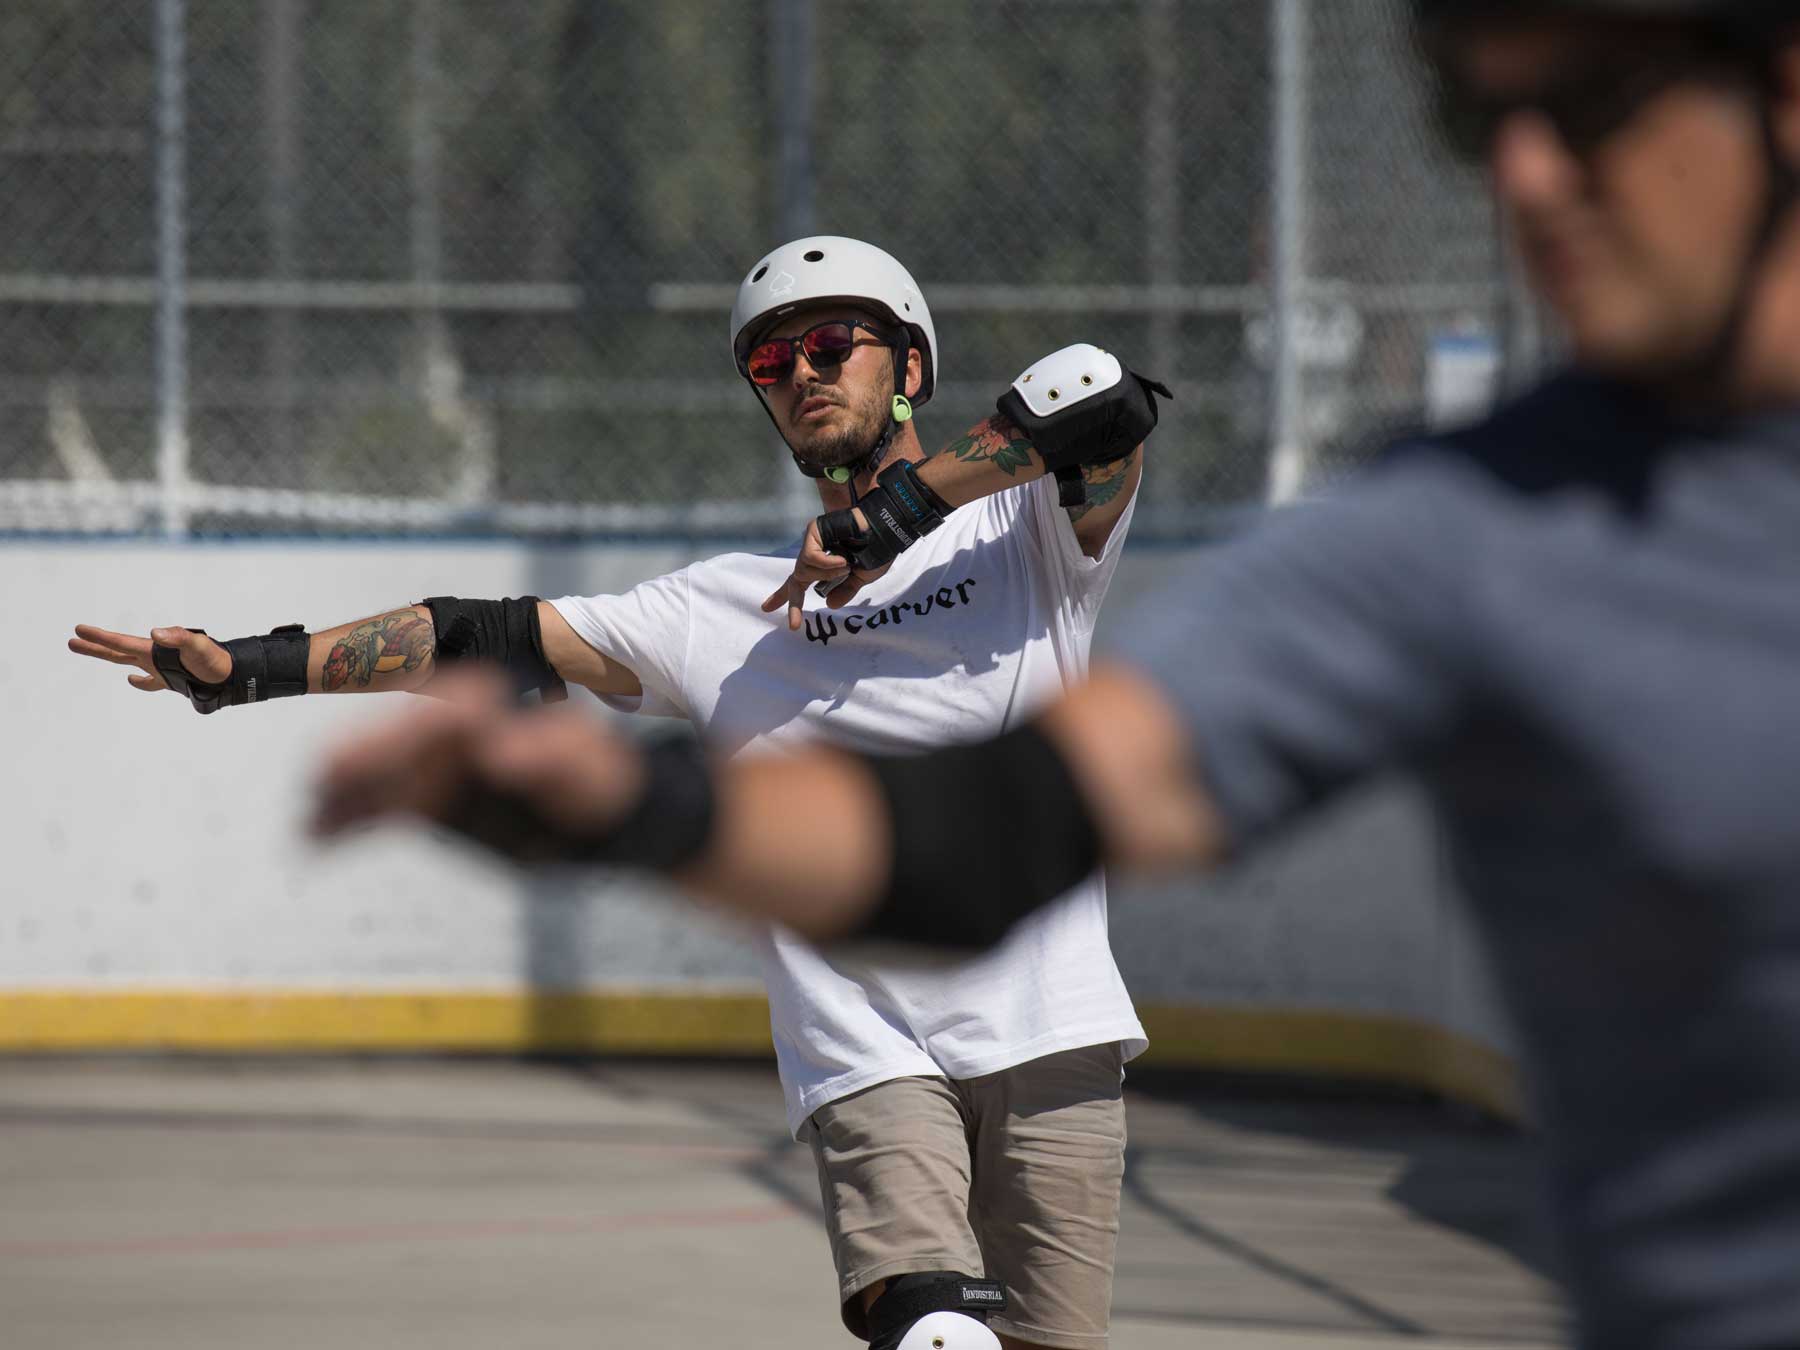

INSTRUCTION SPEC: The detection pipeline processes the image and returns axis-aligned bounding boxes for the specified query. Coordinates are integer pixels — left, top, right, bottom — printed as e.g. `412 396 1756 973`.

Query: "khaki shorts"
802 1043 1126 1349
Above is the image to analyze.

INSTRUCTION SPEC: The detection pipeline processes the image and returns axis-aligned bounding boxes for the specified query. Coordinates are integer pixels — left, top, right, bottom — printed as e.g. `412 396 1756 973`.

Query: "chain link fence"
0 0 1530 540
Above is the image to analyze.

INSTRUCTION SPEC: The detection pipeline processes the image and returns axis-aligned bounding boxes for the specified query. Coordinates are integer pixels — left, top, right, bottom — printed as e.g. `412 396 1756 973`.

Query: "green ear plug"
827 466 853 483
892 394 913 423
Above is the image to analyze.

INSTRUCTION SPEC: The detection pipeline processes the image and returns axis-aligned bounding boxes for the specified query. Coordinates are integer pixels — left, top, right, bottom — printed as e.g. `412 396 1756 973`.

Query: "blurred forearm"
675 750 893 940
675 662 1225 943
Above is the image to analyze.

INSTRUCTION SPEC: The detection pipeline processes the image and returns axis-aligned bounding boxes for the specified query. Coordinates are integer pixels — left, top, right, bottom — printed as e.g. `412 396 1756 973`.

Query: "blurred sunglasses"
743 319 890 387
1436 49 1748 164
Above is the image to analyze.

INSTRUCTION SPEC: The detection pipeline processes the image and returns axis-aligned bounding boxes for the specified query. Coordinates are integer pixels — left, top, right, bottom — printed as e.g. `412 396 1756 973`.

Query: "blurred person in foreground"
313 3 1800 1347
73 237 1170 1350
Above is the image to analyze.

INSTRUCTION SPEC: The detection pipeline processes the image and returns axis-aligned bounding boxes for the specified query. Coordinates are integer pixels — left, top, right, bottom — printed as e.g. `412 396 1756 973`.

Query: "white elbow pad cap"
1008 343 1123 419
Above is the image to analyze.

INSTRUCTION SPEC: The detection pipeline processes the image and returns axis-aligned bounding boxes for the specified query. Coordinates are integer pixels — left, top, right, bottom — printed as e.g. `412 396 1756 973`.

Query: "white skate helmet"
730 234 937 405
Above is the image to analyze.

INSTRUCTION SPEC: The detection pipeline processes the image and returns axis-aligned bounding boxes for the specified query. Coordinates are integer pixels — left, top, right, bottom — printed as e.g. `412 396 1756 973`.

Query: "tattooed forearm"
321 611 436 691
1066 451 1138 523
942 414 1038 477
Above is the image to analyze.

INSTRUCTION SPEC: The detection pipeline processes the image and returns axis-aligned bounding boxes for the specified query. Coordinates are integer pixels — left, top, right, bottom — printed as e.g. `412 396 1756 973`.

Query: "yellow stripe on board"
1134 1004 1524 1122
0 989 776 1056
0 990 1522 1120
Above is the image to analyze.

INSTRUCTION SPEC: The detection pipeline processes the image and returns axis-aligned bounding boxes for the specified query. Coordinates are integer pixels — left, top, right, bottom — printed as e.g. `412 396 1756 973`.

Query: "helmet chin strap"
821 392 914 499
792 335 915 497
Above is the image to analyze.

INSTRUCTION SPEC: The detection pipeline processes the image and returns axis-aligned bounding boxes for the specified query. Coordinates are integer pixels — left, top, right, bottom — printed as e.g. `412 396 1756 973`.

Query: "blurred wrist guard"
854 724 1101 951
152 625 310 716
816 459 952 572
421 596 567 701
442 736 715 871
995 344 1171 507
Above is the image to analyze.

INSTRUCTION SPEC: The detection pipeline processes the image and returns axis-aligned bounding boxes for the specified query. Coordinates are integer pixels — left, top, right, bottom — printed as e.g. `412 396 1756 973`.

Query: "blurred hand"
68 624 231 694
310 669 645 849
760 510 891 632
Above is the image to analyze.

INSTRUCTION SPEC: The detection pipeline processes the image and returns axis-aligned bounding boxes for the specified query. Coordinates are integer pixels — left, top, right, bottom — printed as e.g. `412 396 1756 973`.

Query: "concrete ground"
0 1058 1567 1350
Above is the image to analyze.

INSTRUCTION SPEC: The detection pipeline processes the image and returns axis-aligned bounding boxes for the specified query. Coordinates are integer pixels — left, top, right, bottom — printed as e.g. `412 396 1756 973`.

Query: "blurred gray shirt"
1116 374 1800 1350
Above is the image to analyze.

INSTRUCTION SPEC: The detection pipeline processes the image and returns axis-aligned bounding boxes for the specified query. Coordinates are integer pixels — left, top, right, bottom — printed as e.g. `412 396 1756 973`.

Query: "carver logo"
802 578 978 647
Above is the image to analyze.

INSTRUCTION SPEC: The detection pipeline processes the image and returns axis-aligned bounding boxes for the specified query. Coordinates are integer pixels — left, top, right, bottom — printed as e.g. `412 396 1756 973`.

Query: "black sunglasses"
741 319 892 387
1436 48 1750 164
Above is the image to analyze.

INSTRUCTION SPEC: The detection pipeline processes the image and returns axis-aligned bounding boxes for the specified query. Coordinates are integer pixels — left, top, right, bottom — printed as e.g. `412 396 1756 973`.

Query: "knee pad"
892 1310 1001 1350
868 1272 1006 1350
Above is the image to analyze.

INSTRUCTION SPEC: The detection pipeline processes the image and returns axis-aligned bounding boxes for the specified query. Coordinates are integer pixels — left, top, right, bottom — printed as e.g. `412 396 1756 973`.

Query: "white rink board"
4 538 1511 1060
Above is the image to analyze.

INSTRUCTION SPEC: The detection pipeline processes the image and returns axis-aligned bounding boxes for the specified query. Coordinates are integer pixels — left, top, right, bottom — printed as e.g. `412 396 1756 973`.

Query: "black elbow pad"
420 595 566 700
853 725 1102 952
996 344 1170 477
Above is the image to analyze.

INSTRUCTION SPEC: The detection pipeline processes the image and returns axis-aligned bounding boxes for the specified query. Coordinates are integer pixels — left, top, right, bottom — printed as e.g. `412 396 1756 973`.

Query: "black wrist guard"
421 595 567 701
152 625 310 715
816 459 952 573
855 724 1101 951
996 346 1171 506
441 735 715 872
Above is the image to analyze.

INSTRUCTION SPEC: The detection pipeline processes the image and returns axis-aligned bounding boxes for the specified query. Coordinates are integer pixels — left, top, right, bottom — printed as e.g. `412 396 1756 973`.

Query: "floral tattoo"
943 414 1037 477
1067 453 1137 523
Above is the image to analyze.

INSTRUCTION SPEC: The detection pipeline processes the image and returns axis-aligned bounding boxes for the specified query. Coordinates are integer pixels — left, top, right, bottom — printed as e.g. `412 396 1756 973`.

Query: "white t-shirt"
553 473 1148 1135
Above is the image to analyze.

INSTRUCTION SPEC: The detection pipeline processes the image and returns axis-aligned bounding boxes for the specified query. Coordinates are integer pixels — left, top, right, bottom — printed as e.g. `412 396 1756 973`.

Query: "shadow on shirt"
710 530 1053 759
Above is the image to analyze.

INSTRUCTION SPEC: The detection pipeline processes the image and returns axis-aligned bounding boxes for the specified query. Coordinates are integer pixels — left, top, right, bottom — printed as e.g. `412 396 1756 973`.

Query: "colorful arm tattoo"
1066 452 1138 524
941 414 1038 477
321 612 436 691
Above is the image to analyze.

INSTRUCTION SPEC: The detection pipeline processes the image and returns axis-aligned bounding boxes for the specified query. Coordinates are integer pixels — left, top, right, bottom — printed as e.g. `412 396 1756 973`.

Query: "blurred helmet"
730 235 937 407
1417 0 1800 389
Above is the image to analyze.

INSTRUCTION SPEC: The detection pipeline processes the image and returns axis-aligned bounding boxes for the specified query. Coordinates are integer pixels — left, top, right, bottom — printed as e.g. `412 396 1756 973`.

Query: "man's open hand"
761 511 891 631
69 624 231 695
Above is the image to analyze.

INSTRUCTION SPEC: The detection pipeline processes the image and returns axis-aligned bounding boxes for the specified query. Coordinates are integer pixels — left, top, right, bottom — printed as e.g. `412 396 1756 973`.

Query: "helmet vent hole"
751 265 768 282
1048 388 1061 401
904 302 911 311
1081 374 1093 386
803 249 825 262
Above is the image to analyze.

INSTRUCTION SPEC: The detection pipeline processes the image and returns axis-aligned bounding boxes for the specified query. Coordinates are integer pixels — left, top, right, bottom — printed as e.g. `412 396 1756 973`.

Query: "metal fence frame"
0 0 1535 540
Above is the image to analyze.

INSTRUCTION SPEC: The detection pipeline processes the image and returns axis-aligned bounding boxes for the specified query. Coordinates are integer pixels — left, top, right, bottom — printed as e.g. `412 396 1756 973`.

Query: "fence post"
155 0 190 537
771 0 817 529
263 0 302 468
410 0 442 320
1265 0 1308 505
1143 0 1180 452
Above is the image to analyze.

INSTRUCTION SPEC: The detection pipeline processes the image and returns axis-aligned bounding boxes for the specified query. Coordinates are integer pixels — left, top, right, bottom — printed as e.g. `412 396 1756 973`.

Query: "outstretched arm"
70 608 442 700
71 598 640 707
310 661 1223 944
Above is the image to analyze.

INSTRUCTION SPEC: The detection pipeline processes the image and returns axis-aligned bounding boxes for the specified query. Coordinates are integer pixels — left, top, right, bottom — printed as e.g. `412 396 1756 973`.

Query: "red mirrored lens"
800 323 856 367
746 340 794 387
